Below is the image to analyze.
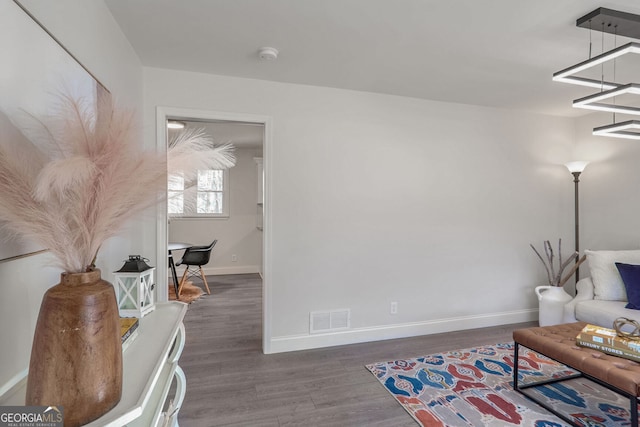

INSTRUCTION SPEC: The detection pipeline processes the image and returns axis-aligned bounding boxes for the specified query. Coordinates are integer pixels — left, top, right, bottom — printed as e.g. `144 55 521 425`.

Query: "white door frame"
156 106 273 354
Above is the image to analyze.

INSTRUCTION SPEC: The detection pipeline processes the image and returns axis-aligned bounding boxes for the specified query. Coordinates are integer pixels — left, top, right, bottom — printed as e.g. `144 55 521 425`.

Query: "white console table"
0 302 188 427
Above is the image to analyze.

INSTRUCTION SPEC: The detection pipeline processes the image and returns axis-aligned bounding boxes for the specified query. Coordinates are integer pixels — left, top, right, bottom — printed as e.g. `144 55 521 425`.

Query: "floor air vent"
310 309 350 334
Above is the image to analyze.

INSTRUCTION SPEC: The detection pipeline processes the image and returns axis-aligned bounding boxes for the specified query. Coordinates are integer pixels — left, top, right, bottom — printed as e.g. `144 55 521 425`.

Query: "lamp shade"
565 161 589 173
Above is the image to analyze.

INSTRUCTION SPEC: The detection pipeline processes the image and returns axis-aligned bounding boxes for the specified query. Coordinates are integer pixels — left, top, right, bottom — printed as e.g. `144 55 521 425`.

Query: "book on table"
576 323 640 362
120 317 140 352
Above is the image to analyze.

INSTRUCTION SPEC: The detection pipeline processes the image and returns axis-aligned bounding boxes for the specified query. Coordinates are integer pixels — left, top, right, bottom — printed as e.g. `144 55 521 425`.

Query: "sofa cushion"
575 299 640 328
616 263 640 310
586 249 640 301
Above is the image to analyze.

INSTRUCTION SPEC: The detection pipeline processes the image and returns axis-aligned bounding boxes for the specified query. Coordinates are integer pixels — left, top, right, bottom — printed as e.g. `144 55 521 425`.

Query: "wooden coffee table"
513 322 640 427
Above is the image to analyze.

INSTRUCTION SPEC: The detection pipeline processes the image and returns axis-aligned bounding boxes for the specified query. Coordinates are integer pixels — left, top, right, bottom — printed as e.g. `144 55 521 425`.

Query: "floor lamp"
565 161 589 285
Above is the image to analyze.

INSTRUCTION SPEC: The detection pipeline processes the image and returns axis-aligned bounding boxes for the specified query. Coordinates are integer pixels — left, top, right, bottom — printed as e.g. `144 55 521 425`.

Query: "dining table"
168 242 192 298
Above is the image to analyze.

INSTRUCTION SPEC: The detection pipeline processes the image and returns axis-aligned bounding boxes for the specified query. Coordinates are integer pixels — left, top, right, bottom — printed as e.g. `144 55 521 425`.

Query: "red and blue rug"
366 343 636 426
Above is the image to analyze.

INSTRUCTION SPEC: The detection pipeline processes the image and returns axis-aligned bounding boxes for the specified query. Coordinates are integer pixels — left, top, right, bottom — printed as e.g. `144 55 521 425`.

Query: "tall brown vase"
26 269 123 427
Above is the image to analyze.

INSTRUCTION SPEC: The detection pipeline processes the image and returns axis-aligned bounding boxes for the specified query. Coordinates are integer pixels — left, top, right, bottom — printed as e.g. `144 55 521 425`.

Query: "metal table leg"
168 251 180 300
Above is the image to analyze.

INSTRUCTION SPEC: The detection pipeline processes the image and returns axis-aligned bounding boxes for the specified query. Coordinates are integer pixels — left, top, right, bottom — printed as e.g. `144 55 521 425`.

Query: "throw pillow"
615 263 640 310
585 249 640 301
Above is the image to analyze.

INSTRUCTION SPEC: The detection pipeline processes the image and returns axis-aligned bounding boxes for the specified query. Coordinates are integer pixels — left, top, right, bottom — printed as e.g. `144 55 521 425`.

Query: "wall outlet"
390 301 398 315
231 254 237 262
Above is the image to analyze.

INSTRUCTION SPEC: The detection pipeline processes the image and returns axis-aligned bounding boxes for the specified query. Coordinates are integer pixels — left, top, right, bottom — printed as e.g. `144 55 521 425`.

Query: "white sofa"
563 249 640 328
564 277 640 327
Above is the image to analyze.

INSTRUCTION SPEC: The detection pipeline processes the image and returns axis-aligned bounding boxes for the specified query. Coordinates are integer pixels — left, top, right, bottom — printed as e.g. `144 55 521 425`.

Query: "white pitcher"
535 286 572 326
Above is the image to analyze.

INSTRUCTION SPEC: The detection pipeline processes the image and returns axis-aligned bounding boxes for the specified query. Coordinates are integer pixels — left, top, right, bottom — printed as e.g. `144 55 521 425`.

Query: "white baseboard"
201 265 260 276
0 368 27 401
173 265 259 279
267 309 538 354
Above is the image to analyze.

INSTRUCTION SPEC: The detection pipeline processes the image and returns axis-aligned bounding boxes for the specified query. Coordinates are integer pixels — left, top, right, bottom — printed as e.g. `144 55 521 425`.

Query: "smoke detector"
258 47 279 61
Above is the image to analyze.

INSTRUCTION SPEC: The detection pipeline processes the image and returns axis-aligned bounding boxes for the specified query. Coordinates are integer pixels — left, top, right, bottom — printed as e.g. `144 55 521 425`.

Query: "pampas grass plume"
0 93 235 273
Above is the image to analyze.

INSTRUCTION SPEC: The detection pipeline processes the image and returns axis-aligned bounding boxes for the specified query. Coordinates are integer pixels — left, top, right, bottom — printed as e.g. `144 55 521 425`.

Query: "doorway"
156 106 272 353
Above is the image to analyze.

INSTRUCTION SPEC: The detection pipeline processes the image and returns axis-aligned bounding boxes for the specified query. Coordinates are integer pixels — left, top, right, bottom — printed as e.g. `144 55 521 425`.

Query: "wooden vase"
26 269 122 427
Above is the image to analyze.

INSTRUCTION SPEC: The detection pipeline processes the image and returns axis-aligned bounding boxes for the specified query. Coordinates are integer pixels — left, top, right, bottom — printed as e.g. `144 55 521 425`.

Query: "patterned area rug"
366 343 636 426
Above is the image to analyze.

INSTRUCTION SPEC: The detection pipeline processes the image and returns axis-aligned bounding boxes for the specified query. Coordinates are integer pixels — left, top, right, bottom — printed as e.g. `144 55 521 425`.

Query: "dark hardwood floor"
178 273 536 426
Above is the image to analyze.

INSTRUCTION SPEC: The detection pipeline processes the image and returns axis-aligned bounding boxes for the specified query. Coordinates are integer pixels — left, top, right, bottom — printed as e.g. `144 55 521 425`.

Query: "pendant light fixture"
551 44 630 90
553 8 640 140
573 83 640 115
593 120 640 139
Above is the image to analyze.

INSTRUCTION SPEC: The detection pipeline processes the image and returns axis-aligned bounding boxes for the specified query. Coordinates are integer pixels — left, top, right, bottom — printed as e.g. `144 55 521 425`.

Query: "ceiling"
105 0 640 117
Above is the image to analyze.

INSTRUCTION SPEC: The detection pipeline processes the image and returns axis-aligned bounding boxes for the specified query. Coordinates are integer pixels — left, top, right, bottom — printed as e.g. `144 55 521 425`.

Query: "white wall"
574 112 640 252
0 0 143 390
169 147 263 275
144 68 579 353
17 0 142 109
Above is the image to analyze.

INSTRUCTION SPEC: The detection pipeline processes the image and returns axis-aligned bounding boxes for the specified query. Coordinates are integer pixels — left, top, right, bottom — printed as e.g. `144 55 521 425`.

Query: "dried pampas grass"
0 92 234 273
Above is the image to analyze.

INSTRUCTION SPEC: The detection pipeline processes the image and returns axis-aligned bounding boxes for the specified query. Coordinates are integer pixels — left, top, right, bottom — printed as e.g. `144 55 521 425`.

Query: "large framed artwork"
0 0 108 262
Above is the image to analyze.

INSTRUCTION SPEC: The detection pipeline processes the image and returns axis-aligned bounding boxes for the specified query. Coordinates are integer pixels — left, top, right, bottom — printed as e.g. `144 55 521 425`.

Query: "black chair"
176 240 217 296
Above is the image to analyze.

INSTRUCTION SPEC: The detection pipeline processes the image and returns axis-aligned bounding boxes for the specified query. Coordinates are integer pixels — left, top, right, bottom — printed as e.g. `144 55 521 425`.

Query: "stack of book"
576 323 640 362
120 317 140 352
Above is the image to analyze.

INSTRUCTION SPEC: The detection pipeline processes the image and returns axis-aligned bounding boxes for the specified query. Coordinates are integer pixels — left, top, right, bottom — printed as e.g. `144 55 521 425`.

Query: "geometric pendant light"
593 120 640 139
552 43 639 90
553 8 640 139
573 83 640 115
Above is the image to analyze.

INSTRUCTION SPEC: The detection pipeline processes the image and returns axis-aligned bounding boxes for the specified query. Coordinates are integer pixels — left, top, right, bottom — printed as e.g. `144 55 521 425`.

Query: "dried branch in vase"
530 238 586 286
0 92 235 273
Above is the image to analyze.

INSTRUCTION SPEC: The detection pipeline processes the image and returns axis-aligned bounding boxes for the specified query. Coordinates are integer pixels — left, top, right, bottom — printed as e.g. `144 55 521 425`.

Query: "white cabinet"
0 302 188 427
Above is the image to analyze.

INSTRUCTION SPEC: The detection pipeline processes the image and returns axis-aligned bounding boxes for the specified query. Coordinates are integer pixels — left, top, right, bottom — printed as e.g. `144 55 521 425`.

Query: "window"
168 169 229 217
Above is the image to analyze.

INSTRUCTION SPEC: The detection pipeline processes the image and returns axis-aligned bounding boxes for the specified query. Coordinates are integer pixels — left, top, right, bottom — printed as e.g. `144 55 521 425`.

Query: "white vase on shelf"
535 286 572 326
